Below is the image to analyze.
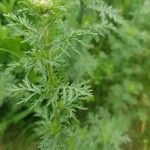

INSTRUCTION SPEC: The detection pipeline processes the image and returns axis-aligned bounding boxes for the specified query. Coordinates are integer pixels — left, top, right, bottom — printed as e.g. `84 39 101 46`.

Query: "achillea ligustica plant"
0 0 149 149
4 0 123 149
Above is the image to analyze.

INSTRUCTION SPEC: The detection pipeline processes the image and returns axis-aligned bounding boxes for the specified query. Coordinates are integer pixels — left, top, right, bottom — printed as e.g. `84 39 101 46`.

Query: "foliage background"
0 0 149 150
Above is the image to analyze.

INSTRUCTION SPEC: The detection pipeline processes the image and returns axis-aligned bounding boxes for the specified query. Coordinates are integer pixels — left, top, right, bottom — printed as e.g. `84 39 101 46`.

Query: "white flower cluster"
32 0 53 8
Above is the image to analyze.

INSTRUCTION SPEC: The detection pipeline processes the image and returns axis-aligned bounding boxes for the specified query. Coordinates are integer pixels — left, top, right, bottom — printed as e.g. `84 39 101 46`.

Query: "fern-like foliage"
5 0 98 148
1 0 144 149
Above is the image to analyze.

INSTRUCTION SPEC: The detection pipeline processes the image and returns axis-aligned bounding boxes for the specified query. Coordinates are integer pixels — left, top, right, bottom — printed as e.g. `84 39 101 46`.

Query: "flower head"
32 0 53 9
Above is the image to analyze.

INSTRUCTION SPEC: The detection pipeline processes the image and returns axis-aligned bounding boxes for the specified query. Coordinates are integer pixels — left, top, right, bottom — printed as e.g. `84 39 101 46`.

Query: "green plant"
0 0 149 150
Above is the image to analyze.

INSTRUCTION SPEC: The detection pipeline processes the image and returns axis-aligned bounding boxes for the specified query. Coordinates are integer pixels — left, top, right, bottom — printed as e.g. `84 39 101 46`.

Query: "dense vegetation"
0 0 149 149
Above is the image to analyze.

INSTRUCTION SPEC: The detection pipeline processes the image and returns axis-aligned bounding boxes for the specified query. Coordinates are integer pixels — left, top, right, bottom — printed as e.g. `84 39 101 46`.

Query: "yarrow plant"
4 0 121 149
0 0 149 149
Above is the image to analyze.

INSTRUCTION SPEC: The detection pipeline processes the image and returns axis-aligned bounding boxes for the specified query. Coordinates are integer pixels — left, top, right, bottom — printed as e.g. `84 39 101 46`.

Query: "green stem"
0 47 21 58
